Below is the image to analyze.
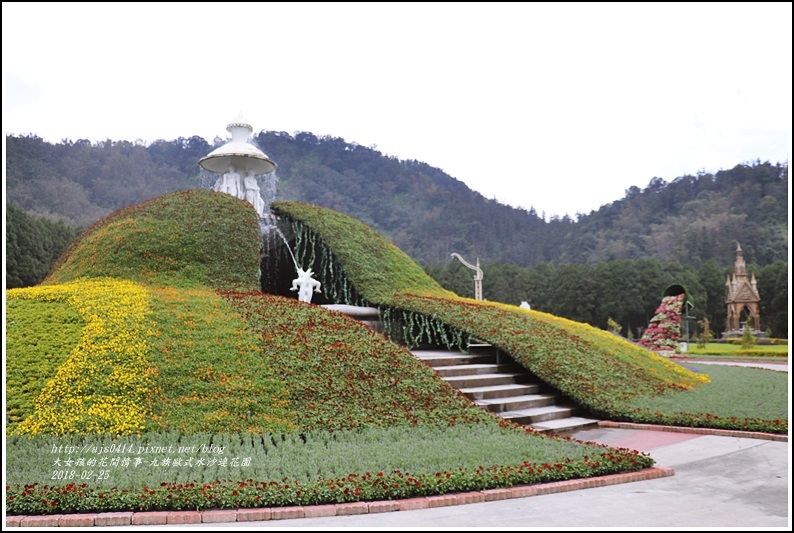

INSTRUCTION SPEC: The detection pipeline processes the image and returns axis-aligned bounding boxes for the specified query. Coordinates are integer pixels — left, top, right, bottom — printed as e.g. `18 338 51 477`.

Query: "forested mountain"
568 163 788 267
6 133 788 269
4 133 789 337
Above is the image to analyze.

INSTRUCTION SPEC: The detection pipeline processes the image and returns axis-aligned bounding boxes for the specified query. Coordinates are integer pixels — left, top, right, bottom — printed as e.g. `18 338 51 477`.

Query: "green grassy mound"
44 190 261 291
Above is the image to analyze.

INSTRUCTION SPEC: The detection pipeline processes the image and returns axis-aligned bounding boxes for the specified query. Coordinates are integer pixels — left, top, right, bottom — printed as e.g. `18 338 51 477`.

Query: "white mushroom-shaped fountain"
199 115 322 303
199 114 276 218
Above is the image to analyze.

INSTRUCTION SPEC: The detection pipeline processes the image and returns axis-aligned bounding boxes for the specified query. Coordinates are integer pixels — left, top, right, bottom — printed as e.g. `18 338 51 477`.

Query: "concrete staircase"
411 344 600 434
323 304 600 435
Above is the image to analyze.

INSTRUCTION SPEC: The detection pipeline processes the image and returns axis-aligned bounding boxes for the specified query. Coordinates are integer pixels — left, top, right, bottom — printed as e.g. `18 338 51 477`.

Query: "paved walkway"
680 358 788 372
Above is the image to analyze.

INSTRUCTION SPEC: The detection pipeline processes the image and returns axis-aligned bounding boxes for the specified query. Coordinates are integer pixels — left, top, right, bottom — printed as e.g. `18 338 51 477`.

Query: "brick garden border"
5 466 674 527
7 424 785 527
597 421 788 441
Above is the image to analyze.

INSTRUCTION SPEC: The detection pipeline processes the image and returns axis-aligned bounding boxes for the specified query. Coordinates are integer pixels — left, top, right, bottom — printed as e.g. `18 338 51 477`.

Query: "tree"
595 260 654 336
424 261 472 299
525 261 556 312
5 204 78 288
483 262 532 305
757 261 789 339
696 260 729 338
696 318 714 348
553 264 599 325
740 324 757 349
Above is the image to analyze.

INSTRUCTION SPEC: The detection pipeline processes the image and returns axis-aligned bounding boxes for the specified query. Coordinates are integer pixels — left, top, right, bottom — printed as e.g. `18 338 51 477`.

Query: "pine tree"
740 324 757 349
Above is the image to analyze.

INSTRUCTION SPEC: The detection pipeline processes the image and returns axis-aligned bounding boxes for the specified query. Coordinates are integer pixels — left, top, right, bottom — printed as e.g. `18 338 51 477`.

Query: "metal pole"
451 253 483 300
686 316 689 349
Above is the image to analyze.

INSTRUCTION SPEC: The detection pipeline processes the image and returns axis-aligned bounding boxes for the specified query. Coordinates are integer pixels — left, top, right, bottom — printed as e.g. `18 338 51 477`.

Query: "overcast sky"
3 2 791 219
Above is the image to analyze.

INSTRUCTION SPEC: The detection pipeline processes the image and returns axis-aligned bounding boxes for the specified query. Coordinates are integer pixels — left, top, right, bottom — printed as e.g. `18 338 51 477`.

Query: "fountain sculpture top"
199 114 277 176
199 114 276 217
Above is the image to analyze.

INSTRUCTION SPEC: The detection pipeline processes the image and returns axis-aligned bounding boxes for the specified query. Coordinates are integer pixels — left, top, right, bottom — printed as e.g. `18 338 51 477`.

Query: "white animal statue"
520 301 531 310
291 267 322 303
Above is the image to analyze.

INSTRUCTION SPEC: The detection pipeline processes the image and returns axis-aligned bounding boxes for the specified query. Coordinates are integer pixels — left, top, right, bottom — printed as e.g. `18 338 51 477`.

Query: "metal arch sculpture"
451 253 483 300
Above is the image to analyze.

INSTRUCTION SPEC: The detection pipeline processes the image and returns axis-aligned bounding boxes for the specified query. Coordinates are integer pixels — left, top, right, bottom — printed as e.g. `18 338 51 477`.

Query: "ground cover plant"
5 426 652 514
7 278 153 436
272 201 787 434
5 279 293 437
5 298 84 427
218 291 496 430
627 364 788 421
142 286 294 435
5 190 785 515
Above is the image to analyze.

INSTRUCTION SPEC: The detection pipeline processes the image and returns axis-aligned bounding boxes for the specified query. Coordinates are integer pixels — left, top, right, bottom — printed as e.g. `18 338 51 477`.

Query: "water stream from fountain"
259 217 299 271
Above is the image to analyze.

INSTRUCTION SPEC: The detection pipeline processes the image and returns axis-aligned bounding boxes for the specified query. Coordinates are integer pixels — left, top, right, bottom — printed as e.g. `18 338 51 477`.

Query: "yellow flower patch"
8 278 153 436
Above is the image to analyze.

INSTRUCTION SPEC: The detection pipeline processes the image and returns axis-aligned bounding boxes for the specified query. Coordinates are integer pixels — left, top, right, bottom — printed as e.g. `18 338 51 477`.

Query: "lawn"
628 363 788 420
685 342 789 358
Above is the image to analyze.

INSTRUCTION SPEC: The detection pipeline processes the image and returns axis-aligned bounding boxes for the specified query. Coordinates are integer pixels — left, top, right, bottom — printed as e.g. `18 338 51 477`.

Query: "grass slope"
44 190 261 291
273 201 787 433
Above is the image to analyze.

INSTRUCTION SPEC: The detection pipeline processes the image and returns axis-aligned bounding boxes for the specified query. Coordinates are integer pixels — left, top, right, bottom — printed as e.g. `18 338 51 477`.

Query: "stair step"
466 342 495 353
412 351 495 367
410 346 597 435
530 417 602 434
411 349 468 357
475 393 558 412
359 320 382 332
443 373 534 389
459 383 544 399
433 363 521 377
322 304 379 319
501 404 576 425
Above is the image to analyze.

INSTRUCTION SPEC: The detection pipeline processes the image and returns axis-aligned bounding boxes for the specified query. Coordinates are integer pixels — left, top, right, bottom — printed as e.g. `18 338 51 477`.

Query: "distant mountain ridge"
5 133 788 268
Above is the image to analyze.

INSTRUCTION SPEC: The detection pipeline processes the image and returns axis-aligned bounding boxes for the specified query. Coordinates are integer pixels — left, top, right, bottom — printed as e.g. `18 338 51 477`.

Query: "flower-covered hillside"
272 202 784 433
7 192 784 439
5 190 782 518
7 191 497 436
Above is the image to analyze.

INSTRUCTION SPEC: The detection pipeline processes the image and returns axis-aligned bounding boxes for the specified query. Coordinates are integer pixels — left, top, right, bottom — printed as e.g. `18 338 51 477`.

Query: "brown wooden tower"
724 243 761 336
